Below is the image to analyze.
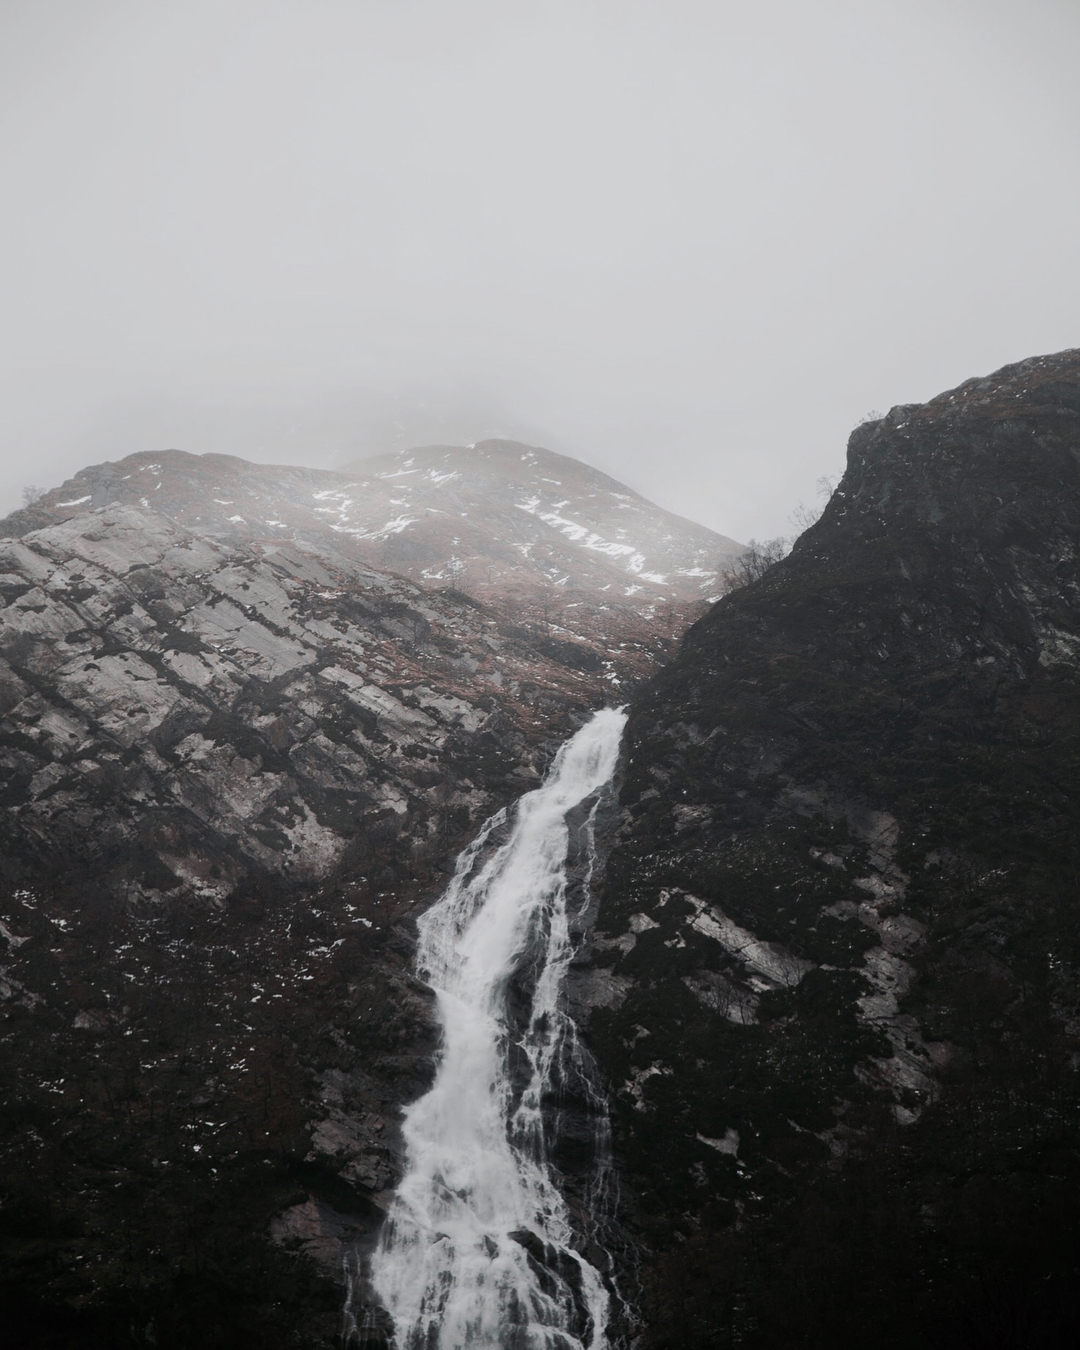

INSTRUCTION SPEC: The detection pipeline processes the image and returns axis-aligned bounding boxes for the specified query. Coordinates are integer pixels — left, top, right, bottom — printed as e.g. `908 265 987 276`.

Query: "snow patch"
697 1128 739 1156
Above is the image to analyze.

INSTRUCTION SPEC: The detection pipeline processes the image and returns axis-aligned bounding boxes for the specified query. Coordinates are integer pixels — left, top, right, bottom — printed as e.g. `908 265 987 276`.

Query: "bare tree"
789 474 837 533
789 501 820 533
721 537 790 591
21 484 44 507
723 477 838 593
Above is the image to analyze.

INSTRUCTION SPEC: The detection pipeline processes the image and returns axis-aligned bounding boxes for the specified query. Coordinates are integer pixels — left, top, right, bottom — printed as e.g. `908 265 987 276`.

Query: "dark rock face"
587 351 1080 1347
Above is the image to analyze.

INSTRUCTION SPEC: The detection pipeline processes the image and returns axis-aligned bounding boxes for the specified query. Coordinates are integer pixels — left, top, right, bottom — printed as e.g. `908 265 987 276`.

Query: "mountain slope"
0 499 685 1348
5 439 741 618
0 503 648 907
584 349 1080 1347
339 440 740 602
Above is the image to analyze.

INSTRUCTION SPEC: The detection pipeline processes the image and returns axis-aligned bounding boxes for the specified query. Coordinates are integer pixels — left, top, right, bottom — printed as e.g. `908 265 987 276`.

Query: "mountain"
5 439 741 622
0 500 689 908
0 437 740 927
6 355 1079 1349
0 442 738 1347
336 440 740 604
583 349 1080 1347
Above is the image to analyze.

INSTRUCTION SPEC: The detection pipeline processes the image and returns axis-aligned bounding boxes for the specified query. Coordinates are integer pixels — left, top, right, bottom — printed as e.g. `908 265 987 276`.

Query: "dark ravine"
584 349 1080 1347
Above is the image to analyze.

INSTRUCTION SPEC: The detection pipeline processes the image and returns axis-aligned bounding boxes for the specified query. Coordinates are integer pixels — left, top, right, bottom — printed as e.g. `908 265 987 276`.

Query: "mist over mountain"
4 1 1079 540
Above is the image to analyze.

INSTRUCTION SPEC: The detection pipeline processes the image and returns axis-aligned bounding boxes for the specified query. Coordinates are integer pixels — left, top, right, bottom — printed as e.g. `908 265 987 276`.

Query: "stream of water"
367 707 626 1349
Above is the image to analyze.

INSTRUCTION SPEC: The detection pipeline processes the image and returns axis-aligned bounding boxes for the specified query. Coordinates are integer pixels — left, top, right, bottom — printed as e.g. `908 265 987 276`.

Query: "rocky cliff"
0 501 664 910
584 350 1080 1347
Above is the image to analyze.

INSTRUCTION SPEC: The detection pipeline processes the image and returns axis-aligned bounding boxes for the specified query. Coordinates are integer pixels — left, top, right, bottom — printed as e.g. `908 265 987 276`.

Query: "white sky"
1 0 1078 541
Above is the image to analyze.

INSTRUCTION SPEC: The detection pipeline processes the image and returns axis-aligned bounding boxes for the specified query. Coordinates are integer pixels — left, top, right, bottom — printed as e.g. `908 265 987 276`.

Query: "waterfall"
365 706 627 1350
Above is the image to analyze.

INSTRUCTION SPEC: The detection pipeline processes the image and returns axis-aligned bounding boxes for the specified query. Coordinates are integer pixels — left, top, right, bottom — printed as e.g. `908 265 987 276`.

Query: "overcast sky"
1 0 1078 541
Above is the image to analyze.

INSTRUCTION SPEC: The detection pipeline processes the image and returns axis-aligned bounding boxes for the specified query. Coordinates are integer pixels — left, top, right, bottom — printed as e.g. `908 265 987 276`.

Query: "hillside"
3 439 741 626
0 442 737 1347
7 354 1080 1348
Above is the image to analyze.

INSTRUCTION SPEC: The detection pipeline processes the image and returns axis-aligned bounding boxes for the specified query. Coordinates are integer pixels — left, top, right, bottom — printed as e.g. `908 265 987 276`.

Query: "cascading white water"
369 706 626 1350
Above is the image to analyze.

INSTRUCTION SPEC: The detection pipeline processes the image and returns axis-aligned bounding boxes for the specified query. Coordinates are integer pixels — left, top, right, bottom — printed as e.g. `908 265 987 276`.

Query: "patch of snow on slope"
515 499 640 561
332 515 417 539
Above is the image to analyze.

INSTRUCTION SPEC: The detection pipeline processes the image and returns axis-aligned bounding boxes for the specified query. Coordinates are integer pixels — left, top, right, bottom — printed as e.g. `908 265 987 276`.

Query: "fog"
1 0 1078 540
